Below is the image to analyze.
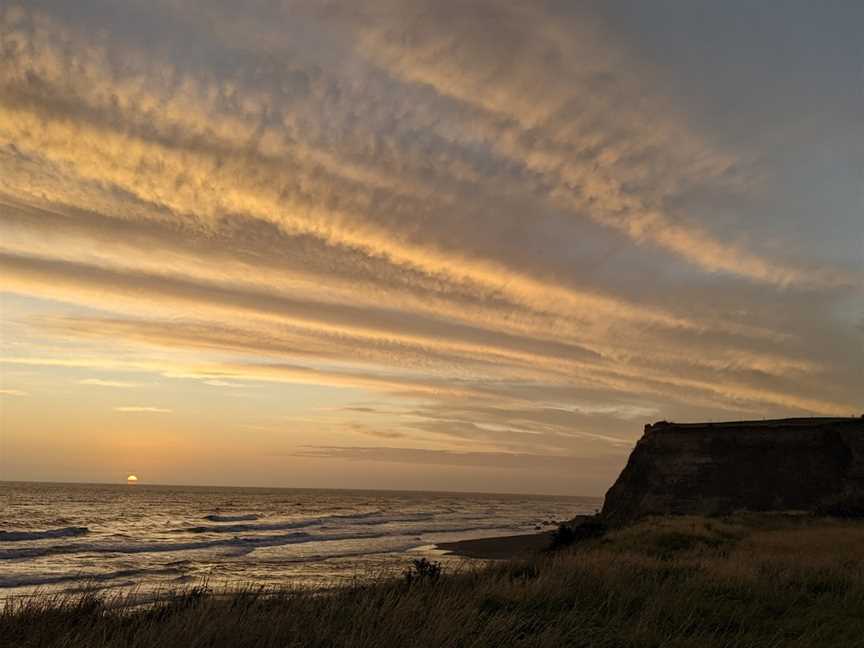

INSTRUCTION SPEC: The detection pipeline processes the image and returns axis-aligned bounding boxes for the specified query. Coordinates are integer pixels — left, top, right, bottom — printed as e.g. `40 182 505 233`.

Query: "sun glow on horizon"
127 475 139 484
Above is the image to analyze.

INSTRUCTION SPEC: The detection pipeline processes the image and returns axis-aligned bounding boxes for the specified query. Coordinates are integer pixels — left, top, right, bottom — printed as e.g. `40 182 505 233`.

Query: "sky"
0 0 862 495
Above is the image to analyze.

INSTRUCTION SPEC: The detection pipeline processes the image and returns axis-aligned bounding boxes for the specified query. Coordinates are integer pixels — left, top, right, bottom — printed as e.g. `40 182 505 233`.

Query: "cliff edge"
601 417 864 525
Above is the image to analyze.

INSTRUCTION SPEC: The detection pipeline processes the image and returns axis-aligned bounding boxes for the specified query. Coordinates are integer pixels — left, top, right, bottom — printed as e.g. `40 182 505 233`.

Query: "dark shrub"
550 523 577 548
402 558 442 586
549 517 606 550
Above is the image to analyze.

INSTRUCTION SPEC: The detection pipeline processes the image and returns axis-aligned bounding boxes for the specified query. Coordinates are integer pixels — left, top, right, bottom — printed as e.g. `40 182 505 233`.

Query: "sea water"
0 482 599 599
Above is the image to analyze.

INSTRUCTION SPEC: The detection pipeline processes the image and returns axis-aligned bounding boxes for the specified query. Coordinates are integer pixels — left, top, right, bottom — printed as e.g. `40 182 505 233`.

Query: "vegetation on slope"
4 515 864 648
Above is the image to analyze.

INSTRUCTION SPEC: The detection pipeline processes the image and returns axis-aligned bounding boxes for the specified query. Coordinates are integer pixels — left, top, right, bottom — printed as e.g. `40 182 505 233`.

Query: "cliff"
601 417 864 525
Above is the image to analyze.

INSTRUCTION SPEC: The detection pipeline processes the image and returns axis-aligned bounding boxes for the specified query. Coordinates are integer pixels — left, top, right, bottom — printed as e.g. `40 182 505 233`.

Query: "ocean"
0 482 599 599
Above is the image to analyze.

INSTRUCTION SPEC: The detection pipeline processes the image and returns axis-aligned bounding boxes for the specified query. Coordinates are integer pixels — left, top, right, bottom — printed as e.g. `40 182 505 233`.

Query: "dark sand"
437 531 553 559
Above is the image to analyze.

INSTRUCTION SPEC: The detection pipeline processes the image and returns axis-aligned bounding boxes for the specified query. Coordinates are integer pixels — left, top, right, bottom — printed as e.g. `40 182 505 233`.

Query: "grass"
4 515 864 647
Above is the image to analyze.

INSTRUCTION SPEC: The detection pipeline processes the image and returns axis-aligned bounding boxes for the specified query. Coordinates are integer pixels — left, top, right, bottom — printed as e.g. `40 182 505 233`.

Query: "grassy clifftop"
5 515 864 647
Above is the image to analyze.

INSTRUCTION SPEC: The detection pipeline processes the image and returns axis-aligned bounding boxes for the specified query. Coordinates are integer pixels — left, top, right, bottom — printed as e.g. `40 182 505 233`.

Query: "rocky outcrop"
601 417 864 525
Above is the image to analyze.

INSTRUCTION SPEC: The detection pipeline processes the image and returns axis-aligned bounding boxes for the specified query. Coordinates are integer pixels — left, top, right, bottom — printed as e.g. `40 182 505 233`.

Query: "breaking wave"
0 564 189 589
176 512 436 535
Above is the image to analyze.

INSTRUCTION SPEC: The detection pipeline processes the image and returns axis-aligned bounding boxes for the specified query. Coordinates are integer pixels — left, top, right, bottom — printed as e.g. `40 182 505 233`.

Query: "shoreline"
435 530 554 559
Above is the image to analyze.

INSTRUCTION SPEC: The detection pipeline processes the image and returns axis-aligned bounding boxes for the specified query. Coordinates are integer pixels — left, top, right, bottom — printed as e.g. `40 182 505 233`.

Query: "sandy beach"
436 531 554 559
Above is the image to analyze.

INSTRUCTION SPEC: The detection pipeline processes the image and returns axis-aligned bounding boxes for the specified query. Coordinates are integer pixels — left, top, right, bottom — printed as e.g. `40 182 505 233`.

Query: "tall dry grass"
4 515 864 647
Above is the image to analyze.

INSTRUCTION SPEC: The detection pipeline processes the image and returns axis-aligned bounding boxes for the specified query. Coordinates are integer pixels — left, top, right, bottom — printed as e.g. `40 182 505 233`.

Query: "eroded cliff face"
601 417 864 525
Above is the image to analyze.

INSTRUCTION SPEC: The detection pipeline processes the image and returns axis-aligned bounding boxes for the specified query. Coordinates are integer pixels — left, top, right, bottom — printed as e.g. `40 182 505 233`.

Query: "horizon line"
0 479 604 500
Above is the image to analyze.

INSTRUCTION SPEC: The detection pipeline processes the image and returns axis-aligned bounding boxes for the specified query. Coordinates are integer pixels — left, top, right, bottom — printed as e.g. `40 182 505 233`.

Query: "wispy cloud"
0 388 28 396
203 380 245 388
113 406 172 413
295 445 627 475
79 378 139 388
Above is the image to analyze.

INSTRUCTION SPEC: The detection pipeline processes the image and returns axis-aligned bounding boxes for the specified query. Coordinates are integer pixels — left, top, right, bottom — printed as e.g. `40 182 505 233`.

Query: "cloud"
78 378 139 388
348 424 408 440
294 445 627 476
113 406 172 413
352 0 856 289
203 380 245 388
0 389 28 396
10 310 856 417
3 4 855 291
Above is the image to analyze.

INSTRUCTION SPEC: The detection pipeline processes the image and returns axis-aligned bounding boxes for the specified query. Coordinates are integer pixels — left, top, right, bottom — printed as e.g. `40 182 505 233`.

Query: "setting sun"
126 475 139 484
